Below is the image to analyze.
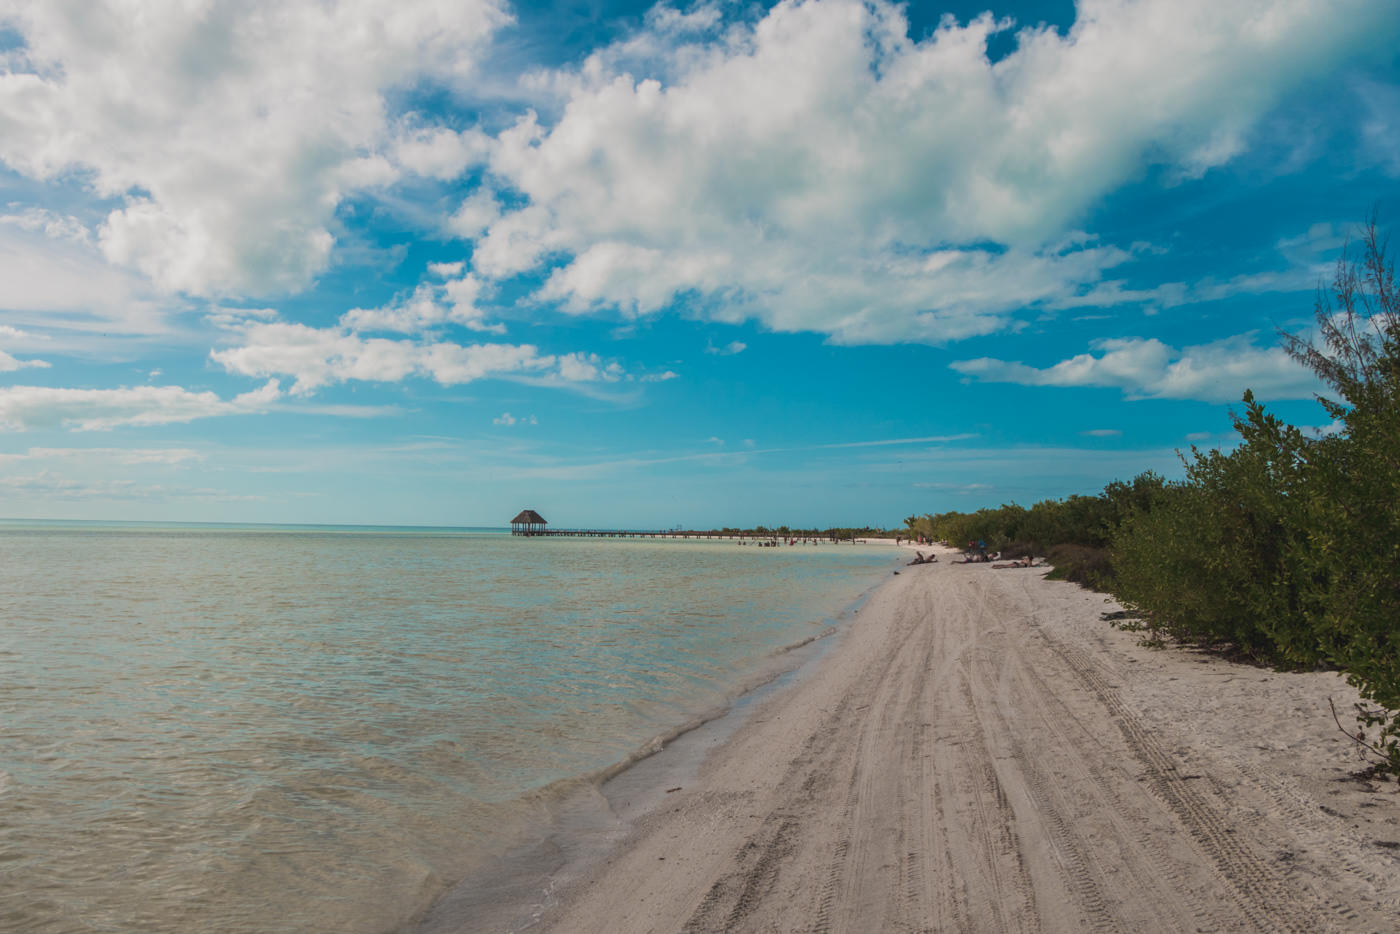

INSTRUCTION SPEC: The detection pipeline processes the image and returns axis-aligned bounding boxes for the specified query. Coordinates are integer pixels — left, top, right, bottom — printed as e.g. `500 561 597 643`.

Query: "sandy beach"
506 544 1400 933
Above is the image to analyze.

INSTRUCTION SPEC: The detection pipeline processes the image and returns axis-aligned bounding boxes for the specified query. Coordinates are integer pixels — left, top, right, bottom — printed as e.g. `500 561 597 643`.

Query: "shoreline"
403 544 904 934
476 543 1400 933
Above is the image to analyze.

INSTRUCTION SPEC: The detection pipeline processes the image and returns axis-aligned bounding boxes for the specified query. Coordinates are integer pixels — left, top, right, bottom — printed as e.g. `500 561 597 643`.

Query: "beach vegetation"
908 213 1400 776
1042 543 1114 588
1116 215 1400 771
904 471 1166 566
1109 413 1317 666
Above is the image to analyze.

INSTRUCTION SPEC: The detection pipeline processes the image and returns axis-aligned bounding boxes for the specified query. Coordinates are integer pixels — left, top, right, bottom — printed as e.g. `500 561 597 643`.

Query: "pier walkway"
511 528 855 542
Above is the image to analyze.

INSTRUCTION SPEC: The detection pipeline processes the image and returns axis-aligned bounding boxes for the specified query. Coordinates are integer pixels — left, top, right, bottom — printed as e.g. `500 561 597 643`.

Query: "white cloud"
492 412 537 426
466 0 1390 343
815 434 979 449
210 318 625 394
506 432 995 481
0 446 204 466
0 349 49 371
340 275 501 334
1048 221 1345 314
427 261 465 279
447 189 503 240
0 318 49 369
1356 76 1400 176
1080 428 1122 437
951 335 1319 403
0 472 262 503
0 0 510 297
0 224 172 338
553 351 624 383
0 206 90 244
391 125 491 181
706 340 747 355
0 381 281 431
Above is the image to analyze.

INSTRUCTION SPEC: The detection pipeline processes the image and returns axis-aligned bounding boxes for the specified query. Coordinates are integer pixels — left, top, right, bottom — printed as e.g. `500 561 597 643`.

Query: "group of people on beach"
954 539 990 563
907 546 1036 569
951 539 1039 569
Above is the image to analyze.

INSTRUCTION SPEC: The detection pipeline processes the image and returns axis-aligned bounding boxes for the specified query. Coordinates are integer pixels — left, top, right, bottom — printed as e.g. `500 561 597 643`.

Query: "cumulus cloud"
391 124 492 181
0 381 281 431
0 206 90 244
210 318 625 394
552 352 623 383
340 274 501 334
427 261 465 279
706 340 747 355
463 0 1391 343
447 189 503 240
951 335 1319 403
0 349 49 372
0 0 509 297
492 412 537 426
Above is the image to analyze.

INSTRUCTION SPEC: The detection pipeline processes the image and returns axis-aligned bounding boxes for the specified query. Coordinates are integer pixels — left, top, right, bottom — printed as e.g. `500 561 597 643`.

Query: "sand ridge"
512 546 1400 933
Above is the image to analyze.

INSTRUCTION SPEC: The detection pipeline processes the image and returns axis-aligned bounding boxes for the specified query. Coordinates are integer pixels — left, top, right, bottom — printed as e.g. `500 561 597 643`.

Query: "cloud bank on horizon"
0 0 1396 523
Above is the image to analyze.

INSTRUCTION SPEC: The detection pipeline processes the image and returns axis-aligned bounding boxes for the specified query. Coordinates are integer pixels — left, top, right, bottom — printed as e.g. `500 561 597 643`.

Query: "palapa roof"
510 509 547 525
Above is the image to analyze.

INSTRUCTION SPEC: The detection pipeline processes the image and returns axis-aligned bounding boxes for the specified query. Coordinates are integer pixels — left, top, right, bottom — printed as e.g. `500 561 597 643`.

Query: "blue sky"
0 0 1397 529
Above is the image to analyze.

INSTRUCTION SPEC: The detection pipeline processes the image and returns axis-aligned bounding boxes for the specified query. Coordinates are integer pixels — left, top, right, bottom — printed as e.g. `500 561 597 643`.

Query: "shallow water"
0 524 897 933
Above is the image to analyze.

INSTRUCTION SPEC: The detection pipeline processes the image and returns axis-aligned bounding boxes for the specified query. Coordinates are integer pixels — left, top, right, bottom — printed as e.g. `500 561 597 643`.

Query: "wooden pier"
508 510 861 543
512 528 842 540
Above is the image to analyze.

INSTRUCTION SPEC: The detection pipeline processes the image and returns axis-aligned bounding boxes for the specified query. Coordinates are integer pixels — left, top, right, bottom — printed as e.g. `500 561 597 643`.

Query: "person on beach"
992 556 1036 569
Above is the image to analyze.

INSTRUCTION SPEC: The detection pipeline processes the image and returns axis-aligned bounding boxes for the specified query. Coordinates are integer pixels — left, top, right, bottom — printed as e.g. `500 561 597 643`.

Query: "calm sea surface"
0 523 898 933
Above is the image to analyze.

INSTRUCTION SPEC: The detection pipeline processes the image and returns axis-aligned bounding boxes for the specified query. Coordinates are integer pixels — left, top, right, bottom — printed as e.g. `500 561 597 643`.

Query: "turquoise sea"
0 522 899 933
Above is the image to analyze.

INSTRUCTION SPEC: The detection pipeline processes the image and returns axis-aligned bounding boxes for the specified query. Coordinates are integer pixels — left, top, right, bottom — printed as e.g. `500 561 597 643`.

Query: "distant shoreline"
0 516 908 538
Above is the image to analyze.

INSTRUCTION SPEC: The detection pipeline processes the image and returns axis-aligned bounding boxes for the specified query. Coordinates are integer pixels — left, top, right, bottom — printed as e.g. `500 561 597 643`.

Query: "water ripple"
0 529 894 933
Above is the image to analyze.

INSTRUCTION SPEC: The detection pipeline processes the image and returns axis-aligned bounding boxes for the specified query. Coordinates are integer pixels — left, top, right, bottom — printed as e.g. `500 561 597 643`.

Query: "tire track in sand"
531 563 1374 934
1013 582 1326 933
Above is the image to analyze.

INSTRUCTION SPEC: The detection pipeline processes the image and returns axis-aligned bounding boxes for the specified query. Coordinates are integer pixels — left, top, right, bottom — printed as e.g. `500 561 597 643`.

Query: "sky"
0 0 1397 529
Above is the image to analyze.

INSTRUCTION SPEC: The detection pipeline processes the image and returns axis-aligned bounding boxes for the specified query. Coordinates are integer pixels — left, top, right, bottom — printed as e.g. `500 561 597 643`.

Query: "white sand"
518 545 1400 932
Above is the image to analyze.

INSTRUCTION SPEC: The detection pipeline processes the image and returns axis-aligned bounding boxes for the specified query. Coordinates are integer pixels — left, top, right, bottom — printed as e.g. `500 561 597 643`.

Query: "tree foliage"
1282 217 1400 764
908 214 1400 775
1112 214 1400 772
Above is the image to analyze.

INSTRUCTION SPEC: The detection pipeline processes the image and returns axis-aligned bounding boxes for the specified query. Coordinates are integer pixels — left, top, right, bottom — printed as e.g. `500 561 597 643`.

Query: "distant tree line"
715 525 903 540
906 217 1400 776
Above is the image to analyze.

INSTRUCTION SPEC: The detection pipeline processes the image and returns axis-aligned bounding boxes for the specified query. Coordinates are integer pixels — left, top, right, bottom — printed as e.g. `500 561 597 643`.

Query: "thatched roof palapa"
510 509 547 525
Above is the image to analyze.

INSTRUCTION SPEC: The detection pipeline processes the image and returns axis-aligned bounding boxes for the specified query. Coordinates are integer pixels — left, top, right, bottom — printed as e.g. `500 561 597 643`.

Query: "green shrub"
1044 544 1112 588
905 216 1400 777
1278 216 1400 770
998 540 1037 559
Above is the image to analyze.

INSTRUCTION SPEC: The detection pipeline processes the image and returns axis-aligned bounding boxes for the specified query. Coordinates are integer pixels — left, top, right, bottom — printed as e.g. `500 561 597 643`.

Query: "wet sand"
509 545 1400 932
